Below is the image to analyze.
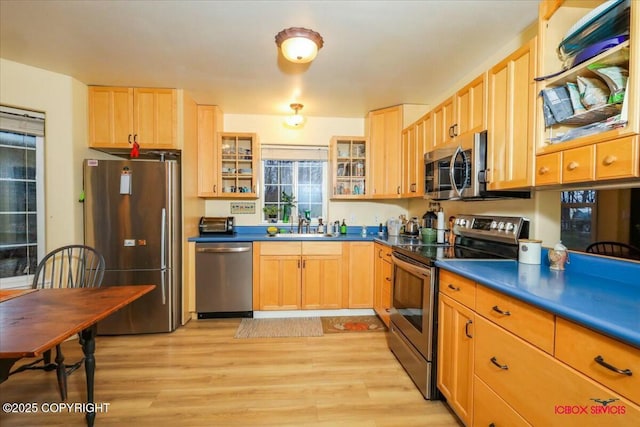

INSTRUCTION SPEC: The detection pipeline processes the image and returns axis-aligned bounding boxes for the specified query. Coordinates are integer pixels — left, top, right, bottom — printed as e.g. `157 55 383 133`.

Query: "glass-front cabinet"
218 132 259 198
330 136 368 198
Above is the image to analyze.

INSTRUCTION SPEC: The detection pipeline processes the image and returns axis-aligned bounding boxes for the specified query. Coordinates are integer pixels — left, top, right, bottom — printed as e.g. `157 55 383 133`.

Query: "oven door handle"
391 253 431 277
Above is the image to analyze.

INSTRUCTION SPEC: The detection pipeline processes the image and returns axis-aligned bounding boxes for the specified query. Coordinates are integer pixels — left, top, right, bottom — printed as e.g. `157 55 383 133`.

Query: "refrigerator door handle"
161 267 167 305
160 208 167 270
160 207 167 305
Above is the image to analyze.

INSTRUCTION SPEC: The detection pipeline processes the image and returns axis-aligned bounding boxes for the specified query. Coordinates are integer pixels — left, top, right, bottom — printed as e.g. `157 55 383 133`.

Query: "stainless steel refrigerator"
83 158 181 334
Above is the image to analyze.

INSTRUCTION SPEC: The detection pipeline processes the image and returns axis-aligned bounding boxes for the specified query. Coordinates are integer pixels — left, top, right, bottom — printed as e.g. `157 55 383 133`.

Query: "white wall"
0 58 96 250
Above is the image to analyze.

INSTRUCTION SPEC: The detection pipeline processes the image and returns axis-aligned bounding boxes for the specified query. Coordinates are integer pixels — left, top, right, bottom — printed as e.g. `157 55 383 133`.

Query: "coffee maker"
421 202 439 229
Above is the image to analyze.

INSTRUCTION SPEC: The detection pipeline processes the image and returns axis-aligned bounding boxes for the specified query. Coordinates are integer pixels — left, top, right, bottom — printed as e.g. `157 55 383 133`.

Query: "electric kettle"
405 217 420 236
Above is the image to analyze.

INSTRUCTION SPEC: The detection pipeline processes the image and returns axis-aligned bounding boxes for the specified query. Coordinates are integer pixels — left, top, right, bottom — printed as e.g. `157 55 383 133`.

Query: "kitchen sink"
266 233 338 238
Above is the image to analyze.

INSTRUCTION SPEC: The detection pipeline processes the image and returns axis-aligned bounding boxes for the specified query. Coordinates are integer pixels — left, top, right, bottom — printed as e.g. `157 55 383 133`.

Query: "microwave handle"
449 146 463 199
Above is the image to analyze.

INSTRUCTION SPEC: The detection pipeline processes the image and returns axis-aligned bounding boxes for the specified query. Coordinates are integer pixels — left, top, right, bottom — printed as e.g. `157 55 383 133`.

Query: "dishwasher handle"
197 246 251 253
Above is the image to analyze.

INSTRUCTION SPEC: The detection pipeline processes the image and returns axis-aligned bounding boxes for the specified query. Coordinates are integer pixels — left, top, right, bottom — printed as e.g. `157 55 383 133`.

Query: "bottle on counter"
340 219 347 235
361 225 367 238
317 218 324 234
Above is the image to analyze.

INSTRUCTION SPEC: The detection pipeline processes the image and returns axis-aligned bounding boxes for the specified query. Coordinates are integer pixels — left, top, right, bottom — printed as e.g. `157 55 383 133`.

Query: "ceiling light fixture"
285 103 305 127
275 27 324 63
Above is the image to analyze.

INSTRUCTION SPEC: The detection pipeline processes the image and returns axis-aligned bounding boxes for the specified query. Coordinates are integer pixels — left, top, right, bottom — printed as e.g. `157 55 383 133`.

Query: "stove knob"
497 221 505 231
459 218 466 227
505 222 515 232
490 221 498 229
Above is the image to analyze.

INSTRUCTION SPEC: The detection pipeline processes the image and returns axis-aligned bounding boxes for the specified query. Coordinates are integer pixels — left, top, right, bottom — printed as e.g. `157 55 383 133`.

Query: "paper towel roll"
436 211 445 243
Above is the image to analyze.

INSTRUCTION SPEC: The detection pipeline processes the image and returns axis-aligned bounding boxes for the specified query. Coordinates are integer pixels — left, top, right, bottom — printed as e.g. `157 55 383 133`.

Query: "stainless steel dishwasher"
195 242 253 318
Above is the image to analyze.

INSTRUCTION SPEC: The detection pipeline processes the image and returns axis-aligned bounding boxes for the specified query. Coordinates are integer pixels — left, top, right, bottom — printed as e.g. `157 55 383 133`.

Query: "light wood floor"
0 318 462 426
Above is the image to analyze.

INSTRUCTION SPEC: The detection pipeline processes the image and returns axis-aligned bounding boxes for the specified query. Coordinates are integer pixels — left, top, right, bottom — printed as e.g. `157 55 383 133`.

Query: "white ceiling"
0 0 540 118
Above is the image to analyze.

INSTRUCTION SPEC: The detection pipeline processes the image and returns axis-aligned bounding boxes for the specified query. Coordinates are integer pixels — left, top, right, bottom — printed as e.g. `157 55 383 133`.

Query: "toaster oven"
199 216 235 235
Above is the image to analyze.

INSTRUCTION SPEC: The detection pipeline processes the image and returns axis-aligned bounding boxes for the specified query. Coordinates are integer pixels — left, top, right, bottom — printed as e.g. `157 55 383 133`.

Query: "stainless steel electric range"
387 215 529 399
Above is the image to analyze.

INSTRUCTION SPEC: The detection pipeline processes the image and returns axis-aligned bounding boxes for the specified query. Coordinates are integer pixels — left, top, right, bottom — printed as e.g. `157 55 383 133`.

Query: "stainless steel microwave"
424 131 530 201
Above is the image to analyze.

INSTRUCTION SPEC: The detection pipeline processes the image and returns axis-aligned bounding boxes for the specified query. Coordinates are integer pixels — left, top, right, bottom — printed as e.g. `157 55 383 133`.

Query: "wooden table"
0 285 154 426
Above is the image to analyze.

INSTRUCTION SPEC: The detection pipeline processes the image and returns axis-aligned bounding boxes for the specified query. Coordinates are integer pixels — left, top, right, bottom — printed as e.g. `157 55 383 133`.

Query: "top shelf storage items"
536 0 638 151
330 136 368 198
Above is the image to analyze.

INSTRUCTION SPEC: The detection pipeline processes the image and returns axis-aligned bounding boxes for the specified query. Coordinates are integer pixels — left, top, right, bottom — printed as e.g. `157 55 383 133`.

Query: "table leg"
81 324 97 427
0 358 19 383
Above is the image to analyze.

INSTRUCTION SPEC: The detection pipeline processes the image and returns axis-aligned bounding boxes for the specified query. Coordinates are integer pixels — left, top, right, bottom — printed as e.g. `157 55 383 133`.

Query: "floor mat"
234 317 323 338
321 315 387 333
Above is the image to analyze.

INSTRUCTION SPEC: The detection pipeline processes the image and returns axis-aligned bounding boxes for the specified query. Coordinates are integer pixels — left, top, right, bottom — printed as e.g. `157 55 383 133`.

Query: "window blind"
261 144 328 161
0 105 45 136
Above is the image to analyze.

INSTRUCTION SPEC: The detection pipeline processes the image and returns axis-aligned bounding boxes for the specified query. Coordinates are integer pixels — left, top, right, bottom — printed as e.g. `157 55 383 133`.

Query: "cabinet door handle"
538 166 549 175
492 305 511 316
453 123 458 137
448 126 454 138
602 155 617 166
448 283 460 291
567 161 579 171
133 134 138 143
464 319 473 338
128 134 132 144
298 259 301 268
397 186 401 194
213 185 217 193
594 355 632 376
378 249 383 259
490 357 509 370
385 277 391 282
302 259 306 268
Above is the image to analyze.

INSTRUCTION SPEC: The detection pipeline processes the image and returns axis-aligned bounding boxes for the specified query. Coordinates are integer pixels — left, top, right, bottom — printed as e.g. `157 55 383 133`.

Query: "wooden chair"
585 241 640 260
10 245 105 400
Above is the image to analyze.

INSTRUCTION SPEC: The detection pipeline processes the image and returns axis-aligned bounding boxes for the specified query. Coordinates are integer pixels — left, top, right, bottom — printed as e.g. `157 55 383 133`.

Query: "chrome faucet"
298 218 310 234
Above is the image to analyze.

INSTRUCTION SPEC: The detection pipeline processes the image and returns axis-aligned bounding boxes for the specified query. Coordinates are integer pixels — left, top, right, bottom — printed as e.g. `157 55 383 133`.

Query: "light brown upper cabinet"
330 136 368 199
401 112 431 197
431 74 486 149
368 106 403 198
535 0 640 187
367 104 429 198
487 37 537 190
196 105 224 197
88 86 177 149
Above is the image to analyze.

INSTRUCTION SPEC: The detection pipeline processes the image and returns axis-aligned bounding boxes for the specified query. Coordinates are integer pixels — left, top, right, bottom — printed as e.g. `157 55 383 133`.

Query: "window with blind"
0 106 45 289
262 145 328 224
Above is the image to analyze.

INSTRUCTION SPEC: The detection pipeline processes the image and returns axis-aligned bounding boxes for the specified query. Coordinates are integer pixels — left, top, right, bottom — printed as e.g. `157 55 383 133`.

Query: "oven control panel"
454 215 529 244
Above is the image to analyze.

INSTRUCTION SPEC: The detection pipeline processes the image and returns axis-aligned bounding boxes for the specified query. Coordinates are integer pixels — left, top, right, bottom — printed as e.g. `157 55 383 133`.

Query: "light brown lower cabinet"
253 241 375 311
373 243 392 326
437 270 640 427
255 242 343 310
438 293 474 426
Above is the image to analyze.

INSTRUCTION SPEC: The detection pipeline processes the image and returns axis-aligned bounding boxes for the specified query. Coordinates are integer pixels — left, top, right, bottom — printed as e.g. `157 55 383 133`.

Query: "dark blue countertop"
436 250 640 348
189 226 415 244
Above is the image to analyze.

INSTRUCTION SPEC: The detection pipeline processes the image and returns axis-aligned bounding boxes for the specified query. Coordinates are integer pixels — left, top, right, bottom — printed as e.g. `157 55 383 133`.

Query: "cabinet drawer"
439 270 476 308
535 152 562 186
259 242 301 255
556 318 640 405
562 145 594 183
475 316 640 427
475 285 554 354
595 136 639 180
302 241 342 255
473 376 531 427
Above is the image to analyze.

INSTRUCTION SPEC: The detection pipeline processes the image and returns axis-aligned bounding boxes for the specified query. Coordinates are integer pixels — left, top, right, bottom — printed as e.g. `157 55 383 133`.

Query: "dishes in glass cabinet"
238 168 252 174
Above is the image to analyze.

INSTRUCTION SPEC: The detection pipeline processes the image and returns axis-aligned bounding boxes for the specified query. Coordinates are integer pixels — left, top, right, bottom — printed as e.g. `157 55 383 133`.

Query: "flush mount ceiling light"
275 27 324 63
285 103 305 127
